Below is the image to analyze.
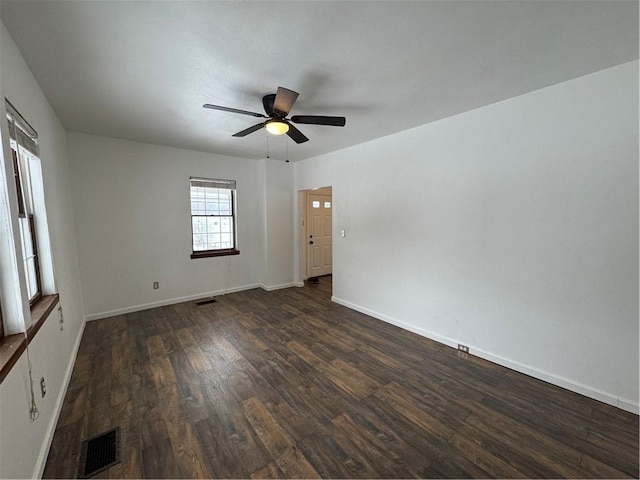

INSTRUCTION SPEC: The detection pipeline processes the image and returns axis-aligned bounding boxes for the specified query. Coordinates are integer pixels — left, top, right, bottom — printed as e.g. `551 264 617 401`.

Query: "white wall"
261 159 295 290
295 61 639 413
0 21 86 478
67 133 268 319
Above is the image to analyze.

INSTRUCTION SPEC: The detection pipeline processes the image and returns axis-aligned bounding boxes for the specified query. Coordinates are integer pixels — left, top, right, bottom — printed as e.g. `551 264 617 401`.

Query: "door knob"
309 240 314 244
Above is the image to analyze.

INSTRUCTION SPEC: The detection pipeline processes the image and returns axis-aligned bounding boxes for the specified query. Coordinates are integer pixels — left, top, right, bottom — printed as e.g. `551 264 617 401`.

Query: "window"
189 177 239 258
7 102 43 304
1 100 58 383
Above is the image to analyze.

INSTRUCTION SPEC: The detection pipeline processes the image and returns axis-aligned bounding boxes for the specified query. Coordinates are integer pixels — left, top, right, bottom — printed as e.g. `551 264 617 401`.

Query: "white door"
307 193 332 277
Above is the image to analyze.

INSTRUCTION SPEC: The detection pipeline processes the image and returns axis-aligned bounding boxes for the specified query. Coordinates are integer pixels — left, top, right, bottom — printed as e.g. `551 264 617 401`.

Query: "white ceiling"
0 1 637 162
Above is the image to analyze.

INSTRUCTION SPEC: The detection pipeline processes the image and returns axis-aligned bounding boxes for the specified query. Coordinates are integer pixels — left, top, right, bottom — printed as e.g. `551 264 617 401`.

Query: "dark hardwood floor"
44 276 639 478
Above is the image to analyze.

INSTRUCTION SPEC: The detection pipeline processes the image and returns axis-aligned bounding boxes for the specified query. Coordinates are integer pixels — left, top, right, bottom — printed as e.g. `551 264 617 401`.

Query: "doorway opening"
298 186 332 292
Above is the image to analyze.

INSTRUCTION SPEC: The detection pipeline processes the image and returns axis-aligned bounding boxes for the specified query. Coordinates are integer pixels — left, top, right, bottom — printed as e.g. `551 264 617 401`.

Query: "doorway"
299 187 332 282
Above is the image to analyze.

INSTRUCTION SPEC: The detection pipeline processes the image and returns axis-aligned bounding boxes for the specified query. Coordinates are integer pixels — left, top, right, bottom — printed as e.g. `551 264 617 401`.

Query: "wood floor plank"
242 396 296 457
250 461 285 479
111 446 143 479
43 275 639 479
55 385 88 427
176 327 197 348
423 454 493 479
580 453 635 479
392 375 473 431
194 412 270 478
306 425 382 479
146 334 167 359
165 415 212 478
42 421 83 479
274 444 322 479
464 407 585 471
359 393 449 463
480 391 639 477
287 340 380 399
585 429 639 477
374 382 455 442
457 417 580 478
148 356 178 391
332 413 415 478
448 432 528 478
243 396 320 478
141 437 178 478
344 410 437 477
138 406 170 449
183 345 213 373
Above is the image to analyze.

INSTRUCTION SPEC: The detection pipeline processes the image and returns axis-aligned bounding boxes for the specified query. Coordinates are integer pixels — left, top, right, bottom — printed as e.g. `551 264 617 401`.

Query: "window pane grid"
192 215 234 250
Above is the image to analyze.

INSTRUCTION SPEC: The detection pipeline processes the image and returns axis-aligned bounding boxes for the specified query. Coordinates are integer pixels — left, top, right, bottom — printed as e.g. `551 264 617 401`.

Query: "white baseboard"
33 314 87 479
331 296 639 415
85 284 262 321
260 282 298 292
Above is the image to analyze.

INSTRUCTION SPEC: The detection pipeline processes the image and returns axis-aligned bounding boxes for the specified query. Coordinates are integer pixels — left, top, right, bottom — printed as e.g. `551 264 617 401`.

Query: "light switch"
340 229 345 238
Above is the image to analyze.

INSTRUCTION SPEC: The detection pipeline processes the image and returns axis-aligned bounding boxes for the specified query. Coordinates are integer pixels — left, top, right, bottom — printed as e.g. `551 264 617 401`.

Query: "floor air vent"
196 298 217 306
78 426 121 478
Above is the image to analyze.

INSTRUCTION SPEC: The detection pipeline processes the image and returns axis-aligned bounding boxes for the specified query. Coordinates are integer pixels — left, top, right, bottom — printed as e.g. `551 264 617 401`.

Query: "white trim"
85 284 261 321
331 296 639 415
619 397 640 414
33 314 87 479
260 282 298 292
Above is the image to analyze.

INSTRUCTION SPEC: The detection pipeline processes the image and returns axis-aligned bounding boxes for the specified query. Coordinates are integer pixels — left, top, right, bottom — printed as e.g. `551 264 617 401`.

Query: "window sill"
191 249 240 259
0 294 59 384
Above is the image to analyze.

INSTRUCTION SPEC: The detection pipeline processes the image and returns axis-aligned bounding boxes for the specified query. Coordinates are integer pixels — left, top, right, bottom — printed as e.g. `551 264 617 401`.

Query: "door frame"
297 186 332 281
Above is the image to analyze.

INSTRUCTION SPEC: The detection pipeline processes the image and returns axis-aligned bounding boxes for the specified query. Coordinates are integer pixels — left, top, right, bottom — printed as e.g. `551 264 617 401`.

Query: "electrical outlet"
458 344 469 354
153 281 159 289
40 377 46 398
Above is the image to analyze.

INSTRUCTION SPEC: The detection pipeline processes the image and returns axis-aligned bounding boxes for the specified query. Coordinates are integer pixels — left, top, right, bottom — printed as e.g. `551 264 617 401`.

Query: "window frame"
12 143 43 304
0 300 4 341
189 177 240 259
24 214 42 305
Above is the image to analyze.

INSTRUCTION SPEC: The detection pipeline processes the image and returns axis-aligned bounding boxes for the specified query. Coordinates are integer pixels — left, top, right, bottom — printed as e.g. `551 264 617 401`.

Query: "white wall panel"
66 133 263 318
295 61 639 412
0 21 86 478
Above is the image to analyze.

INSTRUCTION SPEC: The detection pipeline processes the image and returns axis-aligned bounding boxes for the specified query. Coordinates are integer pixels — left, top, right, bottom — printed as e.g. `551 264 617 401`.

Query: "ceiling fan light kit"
203 86 346 144
265 119 289 135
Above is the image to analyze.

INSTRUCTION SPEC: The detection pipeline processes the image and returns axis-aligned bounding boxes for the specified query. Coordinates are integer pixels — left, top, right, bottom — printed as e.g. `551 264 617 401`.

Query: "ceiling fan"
203 87 346 144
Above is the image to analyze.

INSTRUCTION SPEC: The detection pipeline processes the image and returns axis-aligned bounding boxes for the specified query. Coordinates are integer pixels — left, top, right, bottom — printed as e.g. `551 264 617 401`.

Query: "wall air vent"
78 426 121 478
196 298 218 306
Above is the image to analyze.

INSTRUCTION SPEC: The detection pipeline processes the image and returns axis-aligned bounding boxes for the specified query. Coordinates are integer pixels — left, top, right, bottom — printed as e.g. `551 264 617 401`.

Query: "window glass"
6 102 44 305
190 178 238 257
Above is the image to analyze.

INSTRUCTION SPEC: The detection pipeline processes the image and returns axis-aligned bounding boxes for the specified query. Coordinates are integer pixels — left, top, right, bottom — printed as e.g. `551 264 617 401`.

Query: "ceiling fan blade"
273 87 299 116
232 122 265 137
291 115 346 127
286 123 309 144
262 94 276 117
203 104 266 118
